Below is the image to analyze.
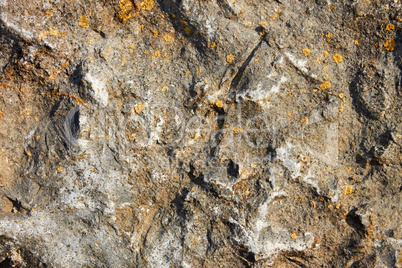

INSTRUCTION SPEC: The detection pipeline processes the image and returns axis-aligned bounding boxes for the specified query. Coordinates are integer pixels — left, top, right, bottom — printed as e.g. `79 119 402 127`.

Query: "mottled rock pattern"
0 0 401 267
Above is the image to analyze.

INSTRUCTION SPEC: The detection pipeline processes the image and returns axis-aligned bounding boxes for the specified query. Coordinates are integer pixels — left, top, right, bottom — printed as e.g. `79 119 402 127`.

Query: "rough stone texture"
0 0 401 267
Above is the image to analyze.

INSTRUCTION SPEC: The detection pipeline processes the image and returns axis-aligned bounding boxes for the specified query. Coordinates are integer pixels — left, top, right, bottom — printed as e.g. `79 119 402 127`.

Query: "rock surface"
0 0 401 267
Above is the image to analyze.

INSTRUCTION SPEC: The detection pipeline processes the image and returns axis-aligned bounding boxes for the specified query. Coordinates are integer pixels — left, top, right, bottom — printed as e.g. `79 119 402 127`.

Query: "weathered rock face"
0 0 401 267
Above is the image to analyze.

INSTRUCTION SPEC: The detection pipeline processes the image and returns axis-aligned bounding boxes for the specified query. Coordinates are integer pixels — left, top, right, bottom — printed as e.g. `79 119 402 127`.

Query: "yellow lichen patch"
151 29 158 38
135 104 145 114
326 33 333 38
89 39 94 44
128 133 136 141
386 24 395 31
232 126 242 133
320 81 331 90
226 54 235 63
354 40 359 45
384 39 396 51
118 0 138 22
344 185 353 195
35 135 41 140
215 100 223 108
57 166 62 172
302 48 311 57
49 28 58 36
179 20 187 25
258 21 267 27
209 42 216 48
45 9 53 17
78 15 90 28
141 0 154 11
323 51 329 58
330 6 337 11
161 86 169 92
38 31 49 39
154 50 161 57
339 106 344 112
301 117 308 125
105 135 110 140
162 34 172 42
27 151 32 157
339 92 344 99
290 233 297 239
333 53 343 63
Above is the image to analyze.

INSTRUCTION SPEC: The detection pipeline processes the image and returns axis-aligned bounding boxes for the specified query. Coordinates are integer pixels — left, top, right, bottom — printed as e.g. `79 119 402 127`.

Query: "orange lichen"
118 0 139 22
290 233 297 239
57 166 62 172
161 86 169 92
135 104 145 114
344 185 353 195
323 51 329 58
226 54 235 63
45 9 53 17
162 34 172 42
302 48 311 57
384 39 396 51
128 133 136 140
215 100 223 108
209 42 216 48
141 0 154 11
56 92 89 108
354 40 359 45
49 28 58 36
339 106 344 112
320 81 331 90
333 53 343 63
184 27 191 35
232 126 242 133
151 29 158 38
38 31 49 39
78 15 90 28
386 24 395 31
